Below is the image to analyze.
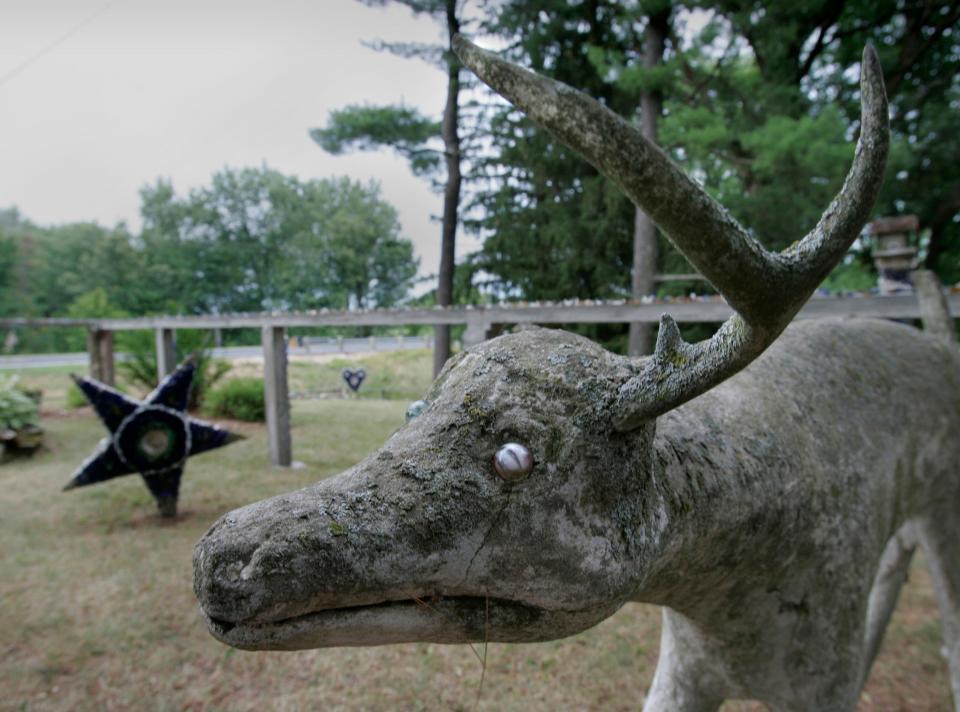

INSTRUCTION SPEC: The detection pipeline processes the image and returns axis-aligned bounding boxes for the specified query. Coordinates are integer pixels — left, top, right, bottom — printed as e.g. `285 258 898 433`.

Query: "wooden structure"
870 215 919 294
2 291 957 468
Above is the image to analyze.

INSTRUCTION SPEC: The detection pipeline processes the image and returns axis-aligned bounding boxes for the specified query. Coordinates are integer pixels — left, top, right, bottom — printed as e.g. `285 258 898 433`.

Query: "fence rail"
2 292 958 331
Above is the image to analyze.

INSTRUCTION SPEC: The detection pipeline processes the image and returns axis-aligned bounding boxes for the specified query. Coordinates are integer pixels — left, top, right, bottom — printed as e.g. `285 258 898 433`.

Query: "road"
0 335 433 370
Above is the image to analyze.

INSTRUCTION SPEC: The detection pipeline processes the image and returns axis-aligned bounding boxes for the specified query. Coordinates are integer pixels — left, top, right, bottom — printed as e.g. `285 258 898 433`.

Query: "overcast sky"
0 0 483 280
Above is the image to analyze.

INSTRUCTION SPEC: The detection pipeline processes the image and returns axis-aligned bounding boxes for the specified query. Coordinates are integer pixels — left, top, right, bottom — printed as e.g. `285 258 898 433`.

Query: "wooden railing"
2 290 956 467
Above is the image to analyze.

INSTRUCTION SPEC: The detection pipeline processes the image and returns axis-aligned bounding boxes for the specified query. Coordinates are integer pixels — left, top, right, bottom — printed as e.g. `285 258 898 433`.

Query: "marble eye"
493 443 533 482
405 399 428 422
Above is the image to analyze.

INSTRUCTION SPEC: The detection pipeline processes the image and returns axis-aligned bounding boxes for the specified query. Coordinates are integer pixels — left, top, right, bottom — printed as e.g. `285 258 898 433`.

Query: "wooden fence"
2 291 957 467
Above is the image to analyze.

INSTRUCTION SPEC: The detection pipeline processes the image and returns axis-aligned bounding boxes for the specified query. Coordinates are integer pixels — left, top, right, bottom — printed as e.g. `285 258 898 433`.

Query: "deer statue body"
193 39 960 711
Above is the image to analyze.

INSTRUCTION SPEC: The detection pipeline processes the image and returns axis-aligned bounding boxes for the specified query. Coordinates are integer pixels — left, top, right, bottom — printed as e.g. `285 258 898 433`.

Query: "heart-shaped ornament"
341 368 367 392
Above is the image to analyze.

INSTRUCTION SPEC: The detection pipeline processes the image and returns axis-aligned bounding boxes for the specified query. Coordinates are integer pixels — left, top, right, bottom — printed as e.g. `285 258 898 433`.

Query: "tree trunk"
628 9 669 357
922 184 960 274
433 0 462 377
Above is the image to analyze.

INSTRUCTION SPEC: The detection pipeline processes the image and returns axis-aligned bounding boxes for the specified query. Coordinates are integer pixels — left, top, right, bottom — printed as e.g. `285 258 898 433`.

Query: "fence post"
462 313 492 348
262 325 292 467
912 269 958 348
155 328 176 382
87 328 115 385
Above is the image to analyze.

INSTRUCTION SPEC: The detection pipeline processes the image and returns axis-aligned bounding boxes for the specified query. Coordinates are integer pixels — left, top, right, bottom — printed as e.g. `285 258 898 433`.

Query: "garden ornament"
66 362 242 518
341 368 366 393
193 39 960 710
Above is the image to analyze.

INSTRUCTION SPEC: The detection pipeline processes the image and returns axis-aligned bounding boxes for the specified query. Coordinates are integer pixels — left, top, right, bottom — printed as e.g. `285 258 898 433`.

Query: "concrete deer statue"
193 37 960 711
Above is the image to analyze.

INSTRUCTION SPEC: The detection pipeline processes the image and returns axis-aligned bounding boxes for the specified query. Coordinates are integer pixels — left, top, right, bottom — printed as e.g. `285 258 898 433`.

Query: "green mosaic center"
137 424 174 462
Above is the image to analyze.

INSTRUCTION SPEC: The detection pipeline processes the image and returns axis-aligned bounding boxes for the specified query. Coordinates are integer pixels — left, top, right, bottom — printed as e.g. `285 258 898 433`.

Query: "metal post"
155 328 176 382
87 328 115 385
262 325 292 467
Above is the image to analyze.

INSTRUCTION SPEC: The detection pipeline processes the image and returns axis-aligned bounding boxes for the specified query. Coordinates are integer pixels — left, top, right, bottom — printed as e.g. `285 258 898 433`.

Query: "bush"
119 330 231 410
193 357 232 410
65 383 88 410
203 378 265 422
0 376 39 431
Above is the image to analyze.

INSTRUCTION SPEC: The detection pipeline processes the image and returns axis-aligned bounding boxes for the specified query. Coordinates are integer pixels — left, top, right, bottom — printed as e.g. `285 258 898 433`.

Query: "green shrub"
119 330 231 410
203 378 265 422
0 376 39 430
65 383 88 410
193 358 232 410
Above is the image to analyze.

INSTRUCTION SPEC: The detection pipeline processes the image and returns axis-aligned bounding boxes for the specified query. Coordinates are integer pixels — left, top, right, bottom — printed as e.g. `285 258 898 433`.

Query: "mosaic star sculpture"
64 361 242 517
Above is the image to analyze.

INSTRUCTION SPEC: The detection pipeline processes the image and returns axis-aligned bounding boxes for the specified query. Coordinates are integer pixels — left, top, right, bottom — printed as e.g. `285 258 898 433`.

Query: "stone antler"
453 36 889 429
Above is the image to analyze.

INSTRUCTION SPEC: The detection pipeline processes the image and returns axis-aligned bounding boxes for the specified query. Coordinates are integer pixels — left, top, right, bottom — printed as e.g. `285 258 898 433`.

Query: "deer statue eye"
405 400 428 422
493 443 533 482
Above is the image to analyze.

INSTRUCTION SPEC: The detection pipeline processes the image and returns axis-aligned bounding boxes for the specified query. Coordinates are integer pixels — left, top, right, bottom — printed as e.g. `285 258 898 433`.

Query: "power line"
0 2 114 91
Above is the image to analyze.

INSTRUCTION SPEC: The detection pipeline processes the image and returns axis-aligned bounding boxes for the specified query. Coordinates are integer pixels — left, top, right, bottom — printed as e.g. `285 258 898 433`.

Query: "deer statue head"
195 325 661 647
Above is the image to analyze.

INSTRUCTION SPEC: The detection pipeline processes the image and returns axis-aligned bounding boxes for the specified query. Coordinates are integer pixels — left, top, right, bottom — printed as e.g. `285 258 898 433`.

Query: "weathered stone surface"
194 319 960 710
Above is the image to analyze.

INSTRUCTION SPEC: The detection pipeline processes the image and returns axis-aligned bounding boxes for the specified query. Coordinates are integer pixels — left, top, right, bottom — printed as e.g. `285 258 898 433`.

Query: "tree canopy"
310 0 471 375
138 168 417 313
0 169 418 352
468 0 959 298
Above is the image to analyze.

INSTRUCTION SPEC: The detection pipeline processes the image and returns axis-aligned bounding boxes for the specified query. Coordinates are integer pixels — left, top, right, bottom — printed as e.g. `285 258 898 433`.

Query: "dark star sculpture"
64 361 242 518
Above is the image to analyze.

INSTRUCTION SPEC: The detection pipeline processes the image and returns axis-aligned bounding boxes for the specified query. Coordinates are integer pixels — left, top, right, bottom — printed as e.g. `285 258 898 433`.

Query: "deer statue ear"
454 37 888 425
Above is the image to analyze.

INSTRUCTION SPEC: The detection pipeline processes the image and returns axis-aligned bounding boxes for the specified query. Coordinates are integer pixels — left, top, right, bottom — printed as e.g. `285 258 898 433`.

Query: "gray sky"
0 0 479 280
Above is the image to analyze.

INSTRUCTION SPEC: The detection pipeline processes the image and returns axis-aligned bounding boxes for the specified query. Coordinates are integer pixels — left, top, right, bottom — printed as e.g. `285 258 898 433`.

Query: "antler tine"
453 35 772 323
453 36 889 429
776 45 889 305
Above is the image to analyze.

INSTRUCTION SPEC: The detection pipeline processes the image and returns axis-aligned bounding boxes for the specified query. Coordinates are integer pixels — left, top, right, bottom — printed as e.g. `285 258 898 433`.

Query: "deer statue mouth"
200 593 573 650
193 487 625 651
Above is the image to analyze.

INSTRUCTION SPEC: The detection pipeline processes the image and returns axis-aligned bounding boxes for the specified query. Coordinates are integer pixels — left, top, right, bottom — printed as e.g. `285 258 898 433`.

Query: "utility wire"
0 2 114 91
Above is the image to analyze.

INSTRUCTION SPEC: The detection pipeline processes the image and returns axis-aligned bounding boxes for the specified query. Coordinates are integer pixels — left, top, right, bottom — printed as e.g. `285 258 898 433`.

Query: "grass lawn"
264 348 434 402
0 397 952 710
